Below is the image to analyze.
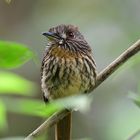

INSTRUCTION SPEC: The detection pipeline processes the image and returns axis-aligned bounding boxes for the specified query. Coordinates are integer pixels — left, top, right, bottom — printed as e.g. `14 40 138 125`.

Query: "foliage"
0 41 35 131
4 95 92 118
129 91 140 109
0 100 7 131
0 71 36 95
0 41 33 69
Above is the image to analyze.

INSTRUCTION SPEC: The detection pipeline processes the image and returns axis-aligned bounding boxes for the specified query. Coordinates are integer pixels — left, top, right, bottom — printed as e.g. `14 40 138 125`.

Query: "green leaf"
48 95 93 113
128 92 140 107
4 98 45 117
4 95 93 117
137 81 140 94
42 94 93 115
0 71 36 95
126 129 140 140
0 41 34 69
0 100 7 131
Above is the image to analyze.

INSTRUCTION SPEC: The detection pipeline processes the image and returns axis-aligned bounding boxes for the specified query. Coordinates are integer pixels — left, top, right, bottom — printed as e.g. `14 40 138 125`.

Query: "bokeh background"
0 0 140 140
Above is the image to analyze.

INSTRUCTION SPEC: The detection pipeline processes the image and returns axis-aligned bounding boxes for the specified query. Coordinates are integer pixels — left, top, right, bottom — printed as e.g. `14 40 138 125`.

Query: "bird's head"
42 24 91 53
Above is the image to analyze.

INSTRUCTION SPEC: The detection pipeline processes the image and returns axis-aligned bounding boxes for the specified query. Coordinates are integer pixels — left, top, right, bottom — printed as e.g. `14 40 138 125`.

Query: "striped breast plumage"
41 45 96 101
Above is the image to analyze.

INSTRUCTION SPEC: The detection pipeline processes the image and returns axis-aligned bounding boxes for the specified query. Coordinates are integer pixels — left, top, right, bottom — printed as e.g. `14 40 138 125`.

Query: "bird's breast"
41 46 96 100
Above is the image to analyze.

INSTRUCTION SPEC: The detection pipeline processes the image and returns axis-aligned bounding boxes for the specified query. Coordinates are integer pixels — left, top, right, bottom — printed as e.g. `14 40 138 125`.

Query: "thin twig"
25 110 70 140
126 129 140 140
25 39 140 139
95 39 140 87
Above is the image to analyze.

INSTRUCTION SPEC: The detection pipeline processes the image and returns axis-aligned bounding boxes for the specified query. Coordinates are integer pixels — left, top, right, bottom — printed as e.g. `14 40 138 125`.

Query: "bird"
41 24 97 140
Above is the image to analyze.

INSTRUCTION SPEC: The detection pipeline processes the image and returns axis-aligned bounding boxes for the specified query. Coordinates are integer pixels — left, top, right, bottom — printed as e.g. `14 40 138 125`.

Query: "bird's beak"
42 32 60 40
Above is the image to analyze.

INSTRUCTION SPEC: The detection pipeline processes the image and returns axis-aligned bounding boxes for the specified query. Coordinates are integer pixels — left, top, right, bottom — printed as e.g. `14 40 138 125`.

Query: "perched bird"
41 24 97 140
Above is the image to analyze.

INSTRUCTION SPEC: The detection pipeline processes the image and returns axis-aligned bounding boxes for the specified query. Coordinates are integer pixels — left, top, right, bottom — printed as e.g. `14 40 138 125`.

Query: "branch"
25 110 70 140
95 39 140 87
25 39 140 139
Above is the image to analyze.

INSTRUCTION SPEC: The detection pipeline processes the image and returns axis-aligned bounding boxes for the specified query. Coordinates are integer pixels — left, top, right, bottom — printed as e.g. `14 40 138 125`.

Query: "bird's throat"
49 46 80 59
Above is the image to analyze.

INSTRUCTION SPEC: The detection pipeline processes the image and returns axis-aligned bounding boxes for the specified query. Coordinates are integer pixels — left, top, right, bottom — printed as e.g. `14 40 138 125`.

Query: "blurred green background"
0 0 140 140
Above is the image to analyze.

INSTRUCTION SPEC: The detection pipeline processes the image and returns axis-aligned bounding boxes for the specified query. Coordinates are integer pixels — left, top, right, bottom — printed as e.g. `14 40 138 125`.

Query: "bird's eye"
67 32 74 38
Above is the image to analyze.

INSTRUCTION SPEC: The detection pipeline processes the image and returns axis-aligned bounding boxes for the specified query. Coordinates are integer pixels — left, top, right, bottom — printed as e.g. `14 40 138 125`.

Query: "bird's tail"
55 111 72 140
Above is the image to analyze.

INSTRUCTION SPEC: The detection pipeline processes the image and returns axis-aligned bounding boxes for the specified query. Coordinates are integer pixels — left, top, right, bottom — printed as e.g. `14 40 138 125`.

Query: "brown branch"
25 110 70 140
25 39 140 140
95 39 140 87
